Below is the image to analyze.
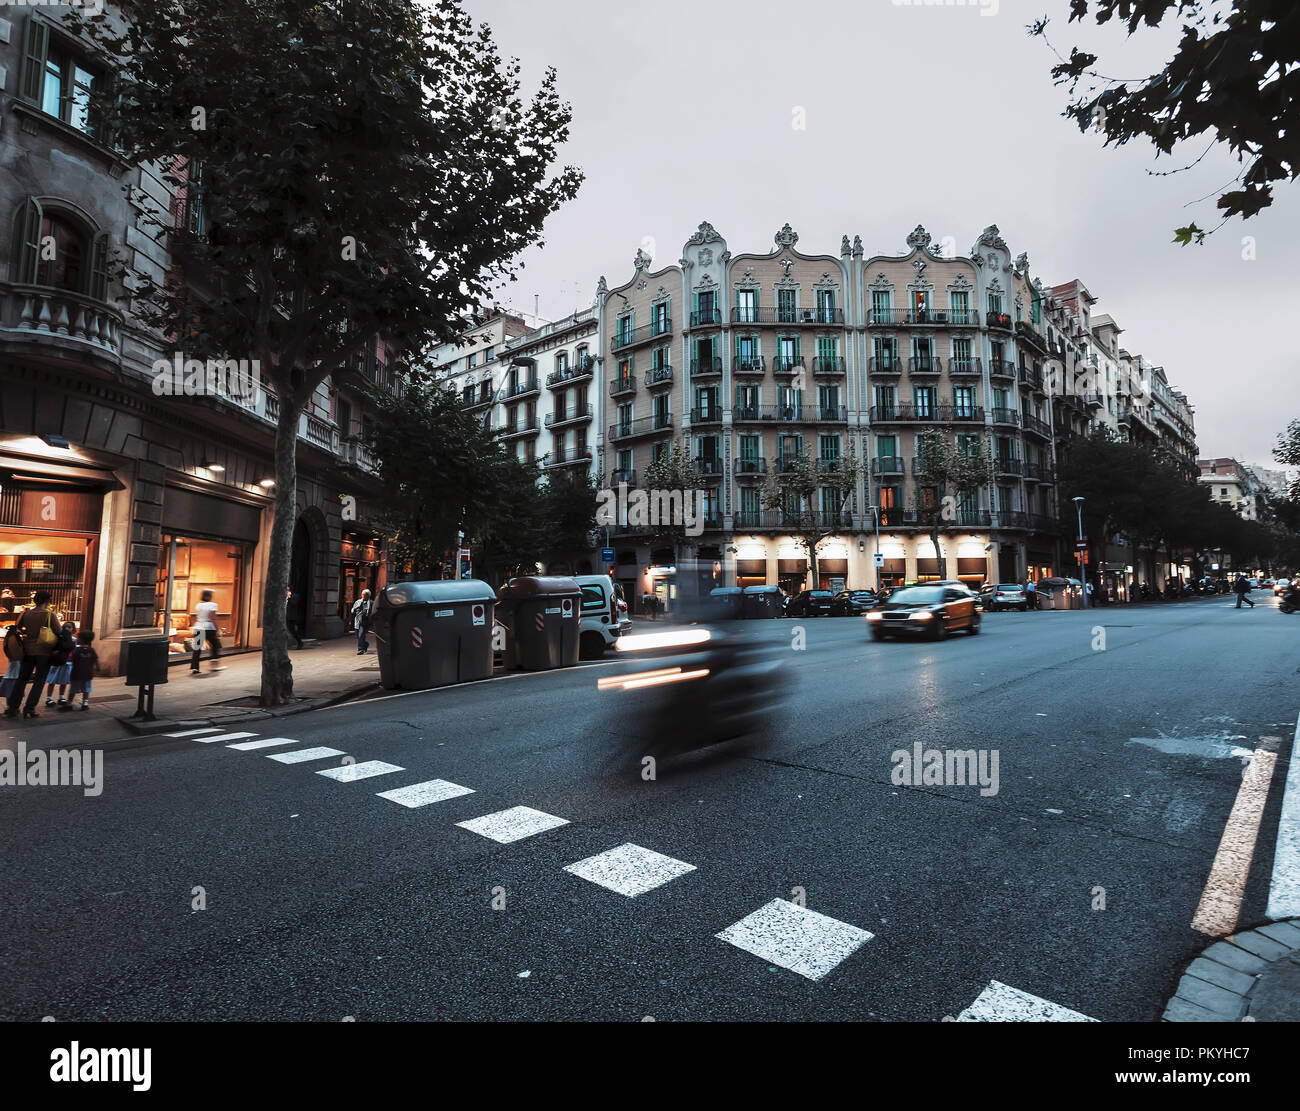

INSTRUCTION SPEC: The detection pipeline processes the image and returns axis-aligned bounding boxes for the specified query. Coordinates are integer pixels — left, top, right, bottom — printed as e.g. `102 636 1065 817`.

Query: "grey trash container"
371 579 496 691
497 576 582 670
742 584 783 619
707 587 744 621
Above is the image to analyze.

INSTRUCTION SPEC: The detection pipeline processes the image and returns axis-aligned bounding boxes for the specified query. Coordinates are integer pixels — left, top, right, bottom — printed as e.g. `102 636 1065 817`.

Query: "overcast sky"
465 0 1299 471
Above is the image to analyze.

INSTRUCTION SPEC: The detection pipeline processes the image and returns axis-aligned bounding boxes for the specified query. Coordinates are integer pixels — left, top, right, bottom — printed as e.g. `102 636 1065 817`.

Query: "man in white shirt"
191 590 226 674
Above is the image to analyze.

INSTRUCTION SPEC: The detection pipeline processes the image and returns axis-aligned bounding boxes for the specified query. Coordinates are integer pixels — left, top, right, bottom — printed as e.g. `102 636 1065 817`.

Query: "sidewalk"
1 637 382 748
1163 920 1300 1021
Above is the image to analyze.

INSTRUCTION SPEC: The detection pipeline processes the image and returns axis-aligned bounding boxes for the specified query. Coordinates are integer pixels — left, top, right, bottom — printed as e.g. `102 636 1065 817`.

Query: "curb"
1163 919 1300 1021
113 679 381 736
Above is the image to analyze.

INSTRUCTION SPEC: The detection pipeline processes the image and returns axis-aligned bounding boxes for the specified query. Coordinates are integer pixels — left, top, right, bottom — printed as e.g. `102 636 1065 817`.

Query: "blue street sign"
601 547 615 563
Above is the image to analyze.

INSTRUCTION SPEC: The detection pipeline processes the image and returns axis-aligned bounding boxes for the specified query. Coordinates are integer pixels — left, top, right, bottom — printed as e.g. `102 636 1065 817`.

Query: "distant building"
1198 459 1261 520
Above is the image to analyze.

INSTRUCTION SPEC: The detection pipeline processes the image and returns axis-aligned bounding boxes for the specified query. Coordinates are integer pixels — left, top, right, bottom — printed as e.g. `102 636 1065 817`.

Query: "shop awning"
0 458 124 490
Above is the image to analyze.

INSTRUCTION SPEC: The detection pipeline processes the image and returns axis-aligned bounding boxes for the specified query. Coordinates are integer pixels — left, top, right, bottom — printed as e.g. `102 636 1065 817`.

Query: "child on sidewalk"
44 621 78 710
68 631 98 711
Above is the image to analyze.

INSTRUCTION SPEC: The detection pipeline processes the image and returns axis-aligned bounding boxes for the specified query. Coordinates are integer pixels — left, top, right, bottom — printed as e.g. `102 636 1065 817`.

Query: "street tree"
640 441 711 569
912 430 993 581
74 0 582 704
1030 1 1300 244
760 442 861 589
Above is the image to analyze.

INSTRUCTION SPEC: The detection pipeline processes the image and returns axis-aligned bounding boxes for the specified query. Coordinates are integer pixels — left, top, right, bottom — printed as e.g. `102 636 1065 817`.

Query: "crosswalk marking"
227 738 302 751
317 760 405 782
376 779 475 808
185 731 258 744
715 899 873 982
164 727 224 738
456 806 568 843
1266 710 1300 920
267 746 345 764
564 843 696 898
957 981 1096 1021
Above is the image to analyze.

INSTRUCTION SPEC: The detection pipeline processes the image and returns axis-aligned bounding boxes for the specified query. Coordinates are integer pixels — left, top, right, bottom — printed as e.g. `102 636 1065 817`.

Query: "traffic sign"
1075 540 1088 550
471 604 485 627
601 547 615 563
873 552 884 568
561 597 574 618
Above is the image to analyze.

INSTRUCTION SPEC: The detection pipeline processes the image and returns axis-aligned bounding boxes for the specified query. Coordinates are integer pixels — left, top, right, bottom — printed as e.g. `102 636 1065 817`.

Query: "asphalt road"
2 594 1297 1021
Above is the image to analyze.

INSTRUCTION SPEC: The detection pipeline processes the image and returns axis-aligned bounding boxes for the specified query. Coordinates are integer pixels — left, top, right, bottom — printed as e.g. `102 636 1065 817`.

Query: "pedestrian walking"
1233 574 1255 609
641 592 652 620
4 590 58 718
68 631 97 711
1085 581 1095 606
190 589 226 674
286 586 305 649
1024 578 1037 611
351 589 373 654
43 621 78 710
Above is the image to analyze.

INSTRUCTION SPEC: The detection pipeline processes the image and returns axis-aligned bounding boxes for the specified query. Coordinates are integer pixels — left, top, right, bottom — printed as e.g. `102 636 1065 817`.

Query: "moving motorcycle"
1280 583 1300 614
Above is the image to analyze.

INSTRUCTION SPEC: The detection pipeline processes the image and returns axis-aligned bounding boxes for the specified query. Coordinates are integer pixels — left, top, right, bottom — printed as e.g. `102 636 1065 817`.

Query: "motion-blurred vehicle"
829 589 877 616
602 625 789 760
1279 583 1300 614
979 583 1027 612
867 585 981 640
1274 578 1291 596
785 589 833 617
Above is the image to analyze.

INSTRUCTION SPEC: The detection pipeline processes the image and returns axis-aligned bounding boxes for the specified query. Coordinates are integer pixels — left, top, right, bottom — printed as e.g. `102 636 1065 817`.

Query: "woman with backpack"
4 590 58 718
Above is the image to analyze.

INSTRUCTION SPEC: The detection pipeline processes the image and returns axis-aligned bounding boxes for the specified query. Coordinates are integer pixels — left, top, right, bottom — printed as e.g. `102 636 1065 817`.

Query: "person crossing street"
1233 574 1255 608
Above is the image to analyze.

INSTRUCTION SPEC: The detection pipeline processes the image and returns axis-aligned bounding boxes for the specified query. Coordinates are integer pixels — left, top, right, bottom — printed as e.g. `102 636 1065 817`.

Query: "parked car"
785 589 834 618
830 589 878 616
979 583 1028 612
574 574 624 658
867 585 981 640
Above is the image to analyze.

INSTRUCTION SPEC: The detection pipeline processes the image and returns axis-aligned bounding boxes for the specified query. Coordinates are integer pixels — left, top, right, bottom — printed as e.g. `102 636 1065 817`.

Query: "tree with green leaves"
640 441 711 568
538 468 599 574
1031 1 1299 244
913 430 993 581
73 0 582 703
760 441 861 589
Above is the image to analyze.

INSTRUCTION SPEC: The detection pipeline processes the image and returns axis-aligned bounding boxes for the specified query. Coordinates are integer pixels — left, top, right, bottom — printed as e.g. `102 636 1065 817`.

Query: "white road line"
957 981 1096 1022
715 899 873 982
227 737 303 751
185 731 258 744
563 843 696 898
317 760 405 782
267 746 345 764
164 727 224 738
1266 710 1300 920
1192 746 1278 936
456 806 568 843
376 779 475 808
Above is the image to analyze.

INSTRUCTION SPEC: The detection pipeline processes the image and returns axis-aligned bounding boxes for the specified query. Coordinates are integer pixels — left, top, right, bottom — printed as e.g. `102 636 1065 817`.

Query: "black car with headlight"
866 585 981 640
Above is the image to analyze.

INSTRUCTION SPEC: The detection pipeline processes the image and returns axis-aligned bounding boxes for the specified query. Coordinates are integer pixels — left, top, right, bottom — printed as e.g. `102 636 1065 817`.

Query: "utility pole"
1073 496 1087 609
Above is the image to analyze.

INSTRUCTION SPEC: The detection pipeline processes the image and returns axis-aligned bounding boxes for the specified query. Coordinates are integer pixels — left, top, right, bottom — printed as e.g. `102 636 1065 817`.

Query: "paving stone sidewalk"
1163 919 1300 1021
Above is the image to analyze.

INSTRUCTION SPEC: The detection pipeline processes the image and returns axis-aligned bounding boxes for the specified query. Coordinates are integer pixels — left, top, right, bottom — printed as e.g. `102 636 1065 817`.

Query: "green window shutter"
13 196 43 285
20 17 49 106
89 230 110 299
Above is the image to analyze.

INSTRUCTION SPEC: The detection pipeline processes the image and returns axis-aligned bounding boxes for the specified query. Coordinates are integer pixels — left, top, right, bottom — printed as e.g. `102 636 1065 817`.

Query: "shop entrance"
154 536 248 659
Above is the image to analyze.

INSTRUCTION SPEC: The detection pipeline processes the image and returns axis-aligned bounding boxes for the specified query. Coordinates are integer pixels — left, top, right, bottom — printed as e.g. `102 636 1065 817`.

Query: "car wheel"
579 631 605 660
968 616 981 635
870 629 886 641
933 619 947 640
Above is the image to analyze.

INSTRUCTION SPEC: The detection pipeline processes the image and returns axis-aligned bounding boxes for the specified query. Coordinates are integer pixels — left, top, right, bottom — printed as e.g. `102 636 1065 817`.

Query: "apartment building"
0 4 397 672
594 221 1081 604
427 308 537 425
1199 458 1262 520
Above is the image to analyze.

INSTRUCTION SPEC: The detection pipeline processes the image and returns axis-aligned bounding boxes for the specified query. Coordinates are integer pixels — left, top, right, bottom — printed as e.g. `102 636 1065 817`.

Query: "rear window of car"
996 584 1021 590
811 591 832 598
890 587 944 604
580 585 607 612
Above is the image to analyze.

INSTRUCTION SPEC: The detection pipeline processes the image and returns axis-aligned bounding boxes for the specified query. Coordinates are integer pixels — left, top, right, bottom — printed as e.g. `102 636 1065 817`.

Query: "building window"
777 288 797 324
484 345 494 363
20 17 108 140
468 353 477 369
736 289 757 324
12 198 109 299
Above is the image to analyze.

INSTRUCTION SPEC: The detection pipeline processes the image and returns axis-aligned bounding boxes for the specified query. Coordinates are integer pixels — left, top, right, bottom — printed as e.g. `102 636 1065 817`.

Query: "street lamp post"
868 505 881 592
1072 496 1087 610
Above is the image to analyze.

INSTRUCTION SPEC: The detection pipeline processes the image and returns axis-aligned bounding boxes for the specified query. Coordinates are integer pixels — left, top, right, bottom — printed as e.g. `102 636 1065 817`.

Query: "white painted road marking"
227 737 302 751
715 899 873 982
957 981 1096 1022
267 746 345 764
185 731 258 744
376 779 475 808
457 806 569 843
1192 746 1278 936
317 760 405 782
564 843 696 898
164 727 223 738
1266 710 1300 920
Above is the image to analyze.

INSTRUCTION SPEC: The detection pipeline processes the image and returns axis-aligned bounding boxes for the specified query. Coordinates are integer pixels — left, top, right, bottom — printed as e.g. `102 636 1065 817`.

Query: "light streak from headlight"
597 667 711 691
614 628 713 652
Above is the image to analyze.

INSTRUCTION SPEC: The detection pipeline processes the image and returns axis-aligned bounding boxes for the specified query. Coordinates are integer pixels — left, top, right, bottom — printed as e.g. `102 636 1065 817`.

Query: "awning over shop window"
819 558 848 574
778 558 807 575
736 558 766 576
957 557 986 576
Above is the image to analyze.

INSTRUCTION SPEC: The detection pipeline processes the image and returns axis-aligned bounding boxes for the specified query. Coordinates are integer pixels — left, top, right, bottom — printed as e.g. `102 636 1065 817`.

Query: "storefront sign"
0 488 103 533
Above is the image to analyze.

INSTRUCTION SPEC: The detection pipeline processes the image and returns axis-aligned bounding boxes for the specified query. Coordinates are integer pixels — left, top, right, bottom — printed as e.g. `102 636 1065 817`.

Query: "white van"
574 574 627 658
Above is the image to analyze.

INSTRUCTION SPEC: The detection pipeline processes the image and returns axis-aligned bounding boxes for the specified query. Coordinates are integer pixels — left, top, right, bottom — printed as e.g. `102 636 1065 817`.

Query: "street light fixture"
1072 495 1087 609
